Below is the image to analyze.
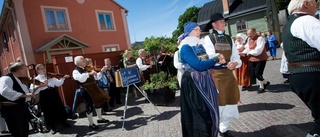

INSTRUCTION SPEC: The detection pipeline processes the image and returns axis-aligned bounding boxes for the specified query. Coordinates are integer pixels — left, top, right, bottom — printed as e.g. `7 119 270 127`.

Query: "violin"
18 77 42 85
46 72 67 79
85 66 101 72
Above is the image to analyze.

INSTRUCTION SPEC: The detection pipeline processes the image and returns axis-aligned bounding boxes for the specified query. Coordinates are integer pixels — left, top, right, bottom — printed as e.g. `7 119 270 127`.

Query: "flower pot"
145 86 175 106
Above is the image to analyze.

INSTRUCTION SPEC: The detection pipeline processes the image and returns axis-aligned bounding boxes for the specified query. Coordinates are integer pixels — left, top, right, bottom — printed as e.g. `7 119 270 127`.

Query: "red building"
0 0 130 74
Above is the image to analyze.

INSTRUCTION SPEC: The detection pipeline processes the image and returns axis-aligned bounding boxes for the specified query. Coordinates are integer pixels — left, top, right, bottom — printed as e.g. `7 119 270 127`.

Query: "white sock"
96 108 103 119
86 113 94 125
258 80 264 89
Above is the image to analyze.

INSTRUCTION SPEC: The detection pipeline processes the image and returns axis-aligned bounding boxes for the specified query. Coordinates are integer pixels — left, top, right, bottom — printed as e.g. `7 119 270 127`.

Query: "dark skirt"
180 71 219 137
39 87 67 128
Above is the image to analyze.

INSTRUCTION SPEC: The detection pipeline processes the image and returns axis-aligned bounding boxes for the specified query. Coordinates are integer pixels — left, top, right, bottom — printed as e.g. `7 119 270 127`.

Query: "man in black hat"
202 12 242 137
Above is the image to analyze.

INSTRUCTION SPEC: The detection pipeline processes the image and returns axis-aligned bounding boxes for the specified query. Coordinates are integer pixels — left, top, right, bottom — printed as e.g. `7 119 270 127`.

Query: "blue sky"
0 0 212 43
115 0 212 43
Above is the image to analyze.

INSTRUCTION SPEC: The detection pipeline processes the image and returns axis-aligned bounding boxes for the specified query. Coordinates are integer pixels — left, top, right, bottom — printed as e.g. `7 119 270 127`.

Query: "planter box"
145 87 176 106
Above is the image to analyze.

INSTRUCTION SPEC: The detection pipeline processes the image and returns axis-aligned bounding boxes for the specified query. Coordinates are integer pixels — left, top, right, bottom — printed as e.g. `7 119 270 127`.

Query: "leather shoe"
264 81 270 89
257 88 265 94
89 124 99 130
97 118 110 123
219 131 234 137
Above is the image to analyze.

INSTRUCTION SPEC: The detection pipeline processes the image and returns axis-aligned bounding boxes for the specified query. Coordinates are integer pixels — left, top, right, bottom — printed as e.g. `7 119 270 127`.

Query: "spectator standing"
282 0 320 136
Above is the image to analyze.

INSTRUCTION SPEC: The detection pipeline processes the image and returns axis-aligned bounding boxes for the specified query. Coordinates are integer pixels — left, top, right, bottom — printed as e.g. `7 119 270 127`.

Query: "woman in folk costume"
202 13 242 137
173 34 185 87
30 64 71 134
234 33 252 91
180 22 225 137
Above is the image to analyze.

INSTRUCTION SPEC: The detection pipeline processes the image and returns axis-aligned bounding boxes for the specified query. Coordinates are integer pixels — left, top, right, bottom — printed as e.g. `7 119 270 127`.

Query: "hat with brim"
205 13 226 32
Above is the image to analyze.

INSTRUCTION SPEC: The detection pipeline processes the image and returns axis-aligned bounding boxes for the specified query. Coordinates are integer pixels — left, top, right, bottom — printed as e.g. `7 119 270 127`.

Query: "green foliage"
143 71 178 90
172 6 201 40
144 36 177 55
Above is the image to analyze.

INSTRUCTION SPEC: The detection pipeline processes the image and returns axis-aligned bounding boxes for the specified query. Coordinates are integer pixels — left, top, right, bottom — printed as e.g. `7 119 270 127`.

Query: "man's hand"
89 71 97 76
63 75 70 78
101 66 108 72
227 61 238 70
218 54 226 64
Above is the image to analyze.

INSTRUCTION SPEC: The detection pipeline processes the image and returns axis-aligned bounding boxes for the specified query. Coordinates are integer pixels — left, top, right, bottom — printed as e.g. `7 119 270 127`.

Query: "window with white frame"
103 45 118 52
42 7 70 31
235 19 247 32
97 11 115 31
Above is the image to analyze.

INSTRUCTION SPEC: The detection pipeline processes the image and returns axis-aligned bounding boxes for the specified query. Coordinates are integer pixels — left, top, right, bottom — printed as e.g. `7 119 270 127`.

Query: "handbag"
98 73 109 88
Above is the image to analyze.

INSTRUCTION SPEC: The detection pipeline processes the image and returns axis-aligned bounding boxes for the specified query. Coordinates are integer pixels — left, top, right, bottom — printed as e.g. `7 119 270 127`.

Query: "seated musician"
136 49 152 83
72 56 109 130
30 64 71 134
157 46 173 77
123 50 138 98
0 62 34 137
103 58 121 108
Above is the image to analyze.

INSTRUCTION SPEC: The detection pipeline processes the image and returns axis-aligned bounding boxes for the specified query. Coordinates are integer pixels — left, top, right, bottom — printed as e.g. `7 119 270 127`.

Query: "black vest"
74 66 88 85
0 73 26 104
282 14 320 73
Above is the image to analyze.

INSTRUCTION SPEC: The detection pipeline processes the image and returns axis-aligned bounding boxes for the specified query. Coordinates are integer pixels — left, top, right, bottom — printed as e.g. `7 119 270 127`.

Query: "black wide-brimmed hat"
205 13 226 31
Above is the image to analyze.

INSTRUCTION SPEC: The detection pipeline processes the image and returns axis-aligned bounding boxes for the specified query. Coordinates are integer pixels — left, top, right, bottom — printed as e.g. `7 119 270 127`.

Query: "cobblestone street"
1 48 313 137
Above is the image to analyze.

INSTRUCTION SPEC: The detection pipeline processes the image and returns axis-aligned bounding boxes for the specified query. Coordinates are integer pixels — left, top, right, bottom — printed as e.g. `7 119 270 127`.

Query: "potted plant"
143 71 178 106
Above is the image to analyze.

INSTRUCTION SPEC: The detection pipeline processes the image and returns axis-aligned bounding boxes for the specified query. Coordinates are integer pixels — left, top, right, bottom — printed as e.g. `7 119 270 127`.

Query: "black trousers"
289 72 320 134
1 104 29 137
108 83 121 107
39 88 68 129
249 61 267 81
79 88 95 114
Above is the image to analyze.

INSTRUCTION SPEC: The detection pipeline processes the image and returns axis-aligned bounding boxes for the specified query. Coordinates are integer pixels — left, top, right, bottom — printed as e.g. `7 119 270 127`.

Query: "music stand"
117 67 161 130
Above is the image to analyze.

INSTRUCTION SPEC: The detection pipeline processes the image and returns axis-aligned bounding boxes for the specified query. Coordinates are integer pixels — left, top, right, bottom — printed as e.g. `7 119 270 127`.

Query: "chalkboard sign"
119 67 141 87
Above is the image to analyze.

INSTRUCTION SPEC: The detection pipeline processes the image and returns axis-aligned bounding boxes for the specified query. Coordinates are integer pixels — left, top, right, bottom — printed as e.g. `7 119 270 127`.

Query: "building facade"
0 0 130 74
198 0 281 41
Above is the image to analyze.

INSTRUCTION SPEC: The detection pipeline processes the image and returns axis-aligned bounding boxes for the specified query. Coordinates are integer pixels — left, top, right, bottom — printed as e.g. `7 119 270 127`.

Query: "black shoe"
63 122 71 128
264 81 270 89
219 131 234 137
51 130 57 135
257 88 265 93
97 118 110 123
306 133 319 137
89 124 99 130
1 130 9 134
241 86 247 91
283 79 289 84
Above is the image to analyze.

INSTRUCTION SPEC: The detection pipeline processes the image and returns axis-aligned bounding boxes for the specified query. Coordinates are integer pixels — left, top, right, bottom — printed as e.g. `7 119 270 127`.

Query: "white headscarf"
235 33 248 45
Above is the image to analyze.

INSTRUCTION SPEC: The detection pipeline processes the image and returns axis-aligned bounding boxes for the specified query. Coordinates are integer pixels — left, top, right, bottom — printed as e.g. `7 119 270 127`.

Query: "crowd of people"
0 0 318 137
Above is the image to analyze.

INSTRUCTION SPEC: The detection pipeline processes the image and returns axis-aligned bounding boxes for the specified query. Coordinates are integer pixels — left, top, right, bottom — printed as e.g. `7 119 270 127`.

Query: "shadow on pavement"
229 122 313 137
246 84 291 93
238 103 295 113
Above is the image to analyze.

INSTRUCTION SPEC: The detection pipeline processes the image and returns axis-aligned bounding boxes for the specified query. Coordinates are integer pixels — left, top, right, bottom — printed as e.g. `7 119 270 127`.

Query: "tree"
172 6 201 41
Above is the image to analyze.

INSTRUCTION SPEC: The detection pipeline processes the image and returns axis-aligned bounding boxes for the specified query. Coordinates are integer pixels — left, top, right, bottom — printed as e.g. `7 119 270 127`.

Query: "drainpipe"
5 2 27 65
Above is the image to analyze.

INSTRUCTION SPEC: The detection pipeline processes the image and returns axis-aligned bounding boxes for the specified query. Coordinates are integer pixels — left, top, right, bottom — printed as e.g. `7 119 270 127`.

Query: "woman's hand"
218 54 226 64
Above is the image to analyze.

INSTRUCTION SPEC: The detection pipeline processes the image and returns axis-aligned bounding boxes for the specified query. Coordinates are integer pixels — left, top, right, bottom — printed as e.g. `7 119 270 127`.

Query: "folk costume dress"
203 30 242 133
30 74 68 130
180 36 219 137
234 35 251 88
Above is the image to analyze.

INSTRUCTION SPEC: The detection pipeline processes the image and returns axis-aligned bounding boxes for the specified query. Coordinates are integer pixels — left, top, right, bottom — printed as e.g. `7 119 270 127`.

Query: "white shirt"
290 15 320 52
242 36 266 56
0 75 31 102
72 67 102 83
136 57 149 71
30 74 66 95
203 31 242 68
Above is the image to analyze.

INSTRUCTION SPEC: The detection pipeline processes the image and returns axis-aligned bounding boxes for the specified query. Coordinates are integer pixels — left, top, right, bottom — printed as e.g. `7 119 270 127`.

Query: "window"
2 32 8 51
235 20 247 32
102 45 119 52
97 11 115 31
41 6 71 32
